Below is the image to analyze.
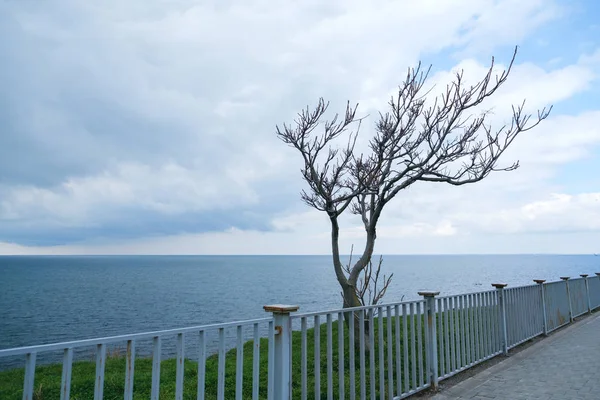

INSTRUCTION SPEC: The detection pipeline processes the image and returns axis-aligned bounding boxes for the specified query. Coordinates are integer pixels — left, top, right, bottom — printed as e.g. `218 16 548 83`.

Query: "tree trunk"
348 224 377 287
341 282 361 308
330 215 373 350
341 281 371 351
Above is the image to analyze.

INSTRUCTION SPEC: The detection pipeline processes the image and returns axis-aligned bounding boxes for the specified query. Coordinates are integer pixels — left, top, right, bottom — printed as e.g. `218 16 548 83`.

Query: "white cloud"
378 221 458 238
579 48 600 66
453 192 600 235
0 241 34 255
0 161 260 226
2 0 600 253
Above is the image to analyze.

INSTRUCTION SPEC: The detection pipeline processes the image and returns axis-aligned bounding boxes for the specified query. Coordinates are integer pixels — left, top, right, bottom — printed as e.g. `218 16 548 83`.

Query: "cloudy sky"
1 0 599 255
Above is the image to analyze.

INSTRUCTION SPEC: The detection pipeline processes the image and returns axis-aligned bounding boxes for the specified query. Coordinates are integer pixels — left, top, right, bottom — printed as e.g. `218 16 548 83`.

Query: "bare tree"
276 47 551 309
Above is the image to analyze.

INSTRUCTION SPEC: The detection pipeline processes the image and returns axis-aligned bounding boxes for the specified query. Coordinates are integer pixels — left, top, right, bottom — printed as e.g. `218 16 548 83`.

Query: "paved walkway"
432 312 600 400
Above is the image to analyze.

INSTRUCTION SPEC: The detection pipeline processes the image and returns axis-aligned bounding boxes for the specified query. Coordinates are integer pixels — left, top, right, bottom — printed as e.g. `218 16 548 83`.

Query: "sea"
0 254 597 368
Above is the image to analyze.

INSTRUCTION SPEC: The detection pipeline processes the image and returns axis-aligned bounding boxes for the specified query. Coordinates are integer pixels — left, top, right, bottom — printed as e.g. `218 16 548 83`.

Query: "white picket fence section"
0 273 599 399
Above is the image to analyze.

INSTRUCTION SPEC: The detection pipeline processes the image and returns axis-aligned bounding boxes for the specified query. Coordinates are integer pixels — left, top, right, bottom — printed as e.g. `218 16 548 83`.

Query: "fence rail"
1 273 599 400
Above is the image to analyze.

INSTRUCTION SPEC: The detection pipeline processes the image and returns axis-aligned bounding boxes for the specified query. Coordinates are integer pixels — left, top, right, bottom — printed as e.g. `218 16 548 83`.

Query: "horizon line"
0 253 597 257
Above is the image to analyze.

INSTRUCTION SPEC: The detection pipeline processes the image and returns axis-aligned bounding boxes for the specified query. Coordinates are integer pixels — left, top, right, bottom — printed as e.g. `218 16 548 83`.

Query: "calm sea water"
0 254 598 368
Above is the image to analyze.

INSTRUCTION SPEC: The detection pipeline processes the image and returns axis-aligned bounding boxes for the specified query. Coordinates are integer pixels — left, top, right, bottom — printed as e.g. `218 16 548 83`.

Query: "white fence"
0 273 599 399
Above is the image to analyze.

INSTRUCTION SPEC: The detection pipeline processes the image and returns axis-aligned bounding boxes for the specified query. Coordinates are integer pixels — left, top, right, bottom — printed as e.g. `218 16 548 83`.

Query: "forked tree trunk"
332 216 377 351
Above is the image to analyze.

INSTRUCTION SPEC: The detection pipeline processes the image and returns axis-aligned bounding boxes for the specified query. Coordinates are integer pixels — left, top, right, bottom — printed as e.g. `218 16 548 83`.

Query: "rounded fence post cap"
417 291 440 297
596 272 600 276
533 279 546 284
580 274 588 278
263 304 300 314
560 276 570 281
491 283 508 289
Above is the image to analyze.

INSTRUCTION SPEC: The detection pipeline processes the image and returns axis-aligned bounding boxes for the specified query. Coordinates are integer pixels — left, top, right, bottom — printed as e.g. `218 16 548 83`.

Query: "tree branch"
277 46 551 307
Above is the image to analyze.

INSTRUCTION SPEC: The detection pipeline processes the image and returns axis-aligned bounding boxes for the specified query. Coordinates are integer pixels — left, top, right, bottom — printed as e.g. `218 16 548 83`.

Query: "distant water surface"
0 255 597 367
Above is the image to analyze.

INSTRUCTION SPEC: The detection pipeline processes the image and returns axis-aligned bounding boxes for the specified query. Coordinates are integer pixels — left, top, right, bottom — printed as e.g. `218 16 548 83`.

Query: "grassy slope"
0 315 432 400
1 303 505 400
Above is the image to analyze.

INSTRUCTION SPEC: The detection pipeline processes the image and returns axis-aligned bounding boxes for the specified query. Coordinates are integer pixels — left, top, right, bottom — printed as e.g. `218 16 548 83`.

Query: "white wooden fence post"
419 290 440 390
533 280 548 336
560 277 573 323
264 304 299 400
581 274 592 314
492 283 508 355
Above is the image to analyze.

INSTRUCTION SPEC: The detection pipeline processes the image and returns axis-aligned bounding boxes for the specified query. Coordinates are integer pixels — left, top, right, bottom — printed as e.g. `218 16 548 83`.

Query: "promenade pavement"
431 311 600 400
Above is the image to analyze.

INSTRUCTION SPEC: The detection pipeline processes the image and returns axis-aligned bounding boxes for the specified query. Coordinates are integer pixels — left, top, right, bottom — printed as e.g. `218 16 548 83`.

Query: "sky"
1 0 599 255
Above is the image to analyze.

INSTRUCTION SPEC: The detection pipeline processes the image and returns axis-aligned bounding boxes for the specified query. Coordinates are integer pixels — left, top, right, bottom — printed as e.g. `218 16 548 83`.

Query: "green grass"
1 307 497 400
